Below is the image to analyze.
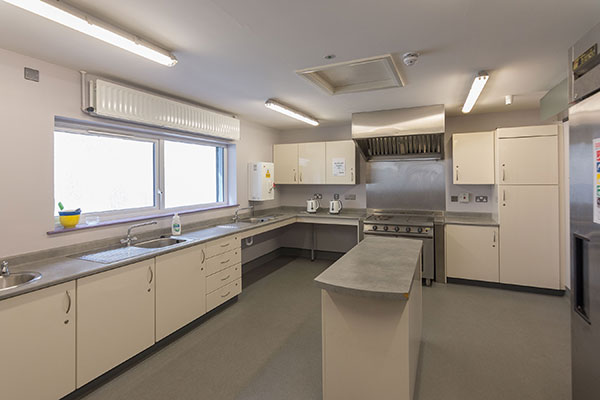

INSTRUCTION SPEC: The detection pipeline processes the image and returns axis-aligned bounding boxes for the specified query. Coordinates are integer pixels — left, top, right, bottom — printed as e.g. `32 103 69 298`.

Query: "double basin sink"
1 215 281 293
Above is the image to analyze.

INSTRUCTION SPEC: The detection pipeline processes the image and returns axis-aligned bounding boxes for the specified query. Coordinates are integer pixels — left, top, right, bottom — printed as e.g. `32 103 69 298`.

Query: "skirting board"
447 277 566 297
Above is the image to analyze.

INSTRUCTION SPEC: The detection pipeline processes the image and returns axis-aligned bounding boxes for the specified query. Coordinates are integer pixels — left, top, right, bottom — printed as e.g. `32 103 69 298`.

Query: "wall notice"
594 139 600 224
332 158 346 177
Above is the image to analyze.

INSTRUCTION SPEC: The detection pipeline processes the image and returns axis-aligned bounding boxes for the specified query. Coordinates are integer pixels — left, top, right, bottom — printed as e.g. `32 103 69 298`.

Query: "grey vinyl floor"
79 256 571 400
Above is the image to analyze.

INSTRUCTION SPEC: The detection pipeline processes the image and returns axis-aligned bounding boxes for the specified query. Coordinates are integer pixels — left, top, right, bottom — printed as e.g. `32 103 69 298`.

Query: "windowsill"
47 203 240 236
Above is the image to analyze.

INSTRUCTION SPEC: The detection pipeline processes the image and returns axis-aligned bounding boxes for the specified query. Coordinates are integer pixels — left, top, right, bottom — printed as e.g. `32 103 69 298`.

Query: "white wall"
0 47 279 258
275 123 367 208
445 109 556 213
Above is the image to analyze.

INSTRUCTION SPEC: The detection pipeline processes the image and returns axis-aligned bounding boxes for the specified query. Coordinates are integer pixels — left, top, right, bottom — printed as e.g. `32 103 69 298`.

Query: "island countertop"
314 236 423 300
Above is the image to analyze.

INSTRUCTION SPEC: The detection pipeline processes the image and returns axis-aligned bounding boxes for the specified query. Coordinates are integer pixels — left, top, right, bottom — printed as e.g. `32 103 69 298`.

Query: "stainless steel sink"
133 237 187 249
0 272 42 292
246 216 276 223
216 221 255 229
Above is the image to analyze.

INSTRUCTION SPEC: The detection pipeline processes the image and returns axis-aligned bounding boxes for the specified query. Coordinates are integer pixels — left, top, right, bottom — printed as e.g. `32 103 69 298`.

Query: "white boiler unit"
248 162 275 201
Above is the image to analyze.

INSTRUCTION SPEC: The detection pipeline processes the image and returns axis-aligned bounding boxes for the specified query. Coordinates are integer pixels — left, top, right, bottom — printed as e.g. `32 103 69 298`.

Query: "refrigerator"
569 22 600 400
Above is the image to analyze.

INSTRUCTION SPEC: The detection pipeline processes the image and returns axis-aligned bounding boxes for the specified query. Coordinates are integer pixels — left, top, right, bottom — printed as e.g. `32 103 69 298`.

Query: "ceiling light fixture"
505 95 513 105
2 0 177 66
265 99 319 126
461 71 489 113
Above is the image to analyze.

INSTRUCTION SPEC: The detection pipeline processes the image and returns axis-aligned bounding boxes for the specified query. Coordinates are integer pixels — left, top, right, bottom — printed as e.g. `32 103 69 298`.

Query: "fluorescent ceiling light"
505 95 513 105
265 99 319 126
2 0 177 66
461 71 489 113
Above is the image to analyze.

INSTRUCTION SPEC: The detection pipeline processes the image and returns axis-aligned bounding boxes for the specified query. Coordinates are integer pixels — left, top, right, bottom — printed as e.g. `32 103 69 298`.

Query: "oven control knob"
383 226 389 232
418 227 423 233
405 227 411 233
394 226 400 232
372 225 378 231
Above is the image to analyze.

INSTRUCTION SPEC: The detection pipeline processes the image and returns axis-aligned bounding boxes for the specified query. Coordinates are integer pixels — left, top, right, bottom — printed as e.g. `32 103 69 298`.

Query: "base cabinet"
0 282 76 400
77 259 155 387
156 245 207 341
446 224 499 282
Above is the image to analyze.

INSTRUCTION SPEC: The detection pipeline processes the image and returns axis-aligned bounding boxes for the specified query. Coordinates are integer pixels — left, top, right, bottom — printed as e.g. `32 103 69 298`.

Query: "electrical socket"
313 193 323 199
450 195 459 202
344 194 356 200
459 193 470 203
475 196 488 203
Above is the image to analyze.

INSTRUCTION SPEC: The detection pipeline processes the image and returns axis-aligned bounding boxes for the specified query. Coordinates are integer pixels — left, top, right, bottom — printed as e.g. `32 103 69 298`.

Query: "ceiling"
0 0 599 129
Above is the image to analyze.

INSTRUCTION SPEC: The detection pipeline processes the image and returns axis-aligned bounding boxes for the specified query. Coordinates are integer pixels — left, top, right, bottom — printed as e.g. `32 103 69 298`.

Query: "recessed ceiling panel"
296 54 405 95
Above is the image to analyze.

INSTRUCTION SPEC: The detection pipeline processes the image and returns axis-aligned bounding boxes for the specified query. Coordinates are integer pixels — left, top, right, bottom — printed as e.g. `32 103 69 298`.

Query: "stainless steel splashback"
366 160 446 211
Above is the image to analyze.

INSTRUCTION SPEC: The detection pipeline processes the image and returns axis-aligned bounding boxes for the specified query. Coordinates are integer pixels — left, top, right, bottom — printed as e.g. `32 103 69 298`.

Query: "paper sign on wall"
594 139 600 224
332 158 346 177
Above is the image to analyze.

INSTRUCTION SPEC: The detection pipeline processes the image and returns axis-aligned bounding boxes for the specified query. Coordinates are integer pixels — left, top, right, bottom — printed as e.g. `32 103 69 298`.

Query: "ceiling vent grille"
296 54 406 95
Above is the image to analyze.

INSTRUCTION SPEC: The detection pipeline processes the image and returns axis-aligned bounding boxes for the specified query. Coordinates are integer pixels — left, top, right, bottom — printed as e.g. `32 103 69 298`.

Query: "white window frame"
54 121 230 223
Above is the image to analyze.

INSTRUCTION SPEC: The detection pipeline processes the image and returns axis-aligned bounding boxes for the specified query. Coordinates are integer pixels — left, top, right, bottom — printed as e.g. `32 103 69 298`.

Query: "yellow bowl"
60 214 81 228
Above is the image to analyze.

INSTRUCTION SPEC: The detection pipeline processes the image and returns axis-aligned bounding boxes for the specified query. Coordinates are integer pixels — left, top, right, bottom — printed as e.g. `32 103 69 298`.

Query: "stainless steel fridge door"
569 91 600 400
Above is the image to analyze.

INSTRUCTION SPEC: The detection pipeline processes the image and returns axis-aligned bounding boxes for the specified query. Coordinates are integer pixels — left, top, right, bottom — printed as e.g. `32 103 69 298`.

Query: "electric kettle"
329 199 343 214
306 199 320 213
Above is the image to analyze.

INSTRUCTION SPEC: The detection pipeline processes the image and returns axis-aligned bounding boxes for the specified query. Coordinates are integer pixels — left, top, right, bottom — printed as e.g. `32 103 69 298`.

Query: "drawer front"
206 264 241 294
207 279 241 312
206 249 241 275
205 235 240 258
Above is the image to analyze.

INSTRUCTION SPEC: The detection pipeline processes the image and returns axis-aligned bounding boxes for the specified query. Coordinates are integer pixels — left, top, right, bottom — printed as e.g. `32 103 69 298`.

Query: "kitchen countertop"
314 236 423 300
0 208 366 301
444 212 498 226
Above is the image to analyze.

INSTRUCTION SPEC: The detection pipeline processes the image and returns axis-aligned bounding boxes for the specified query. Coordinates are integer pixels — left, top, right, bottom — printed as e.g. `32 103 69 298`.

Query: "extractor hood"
352 105 445 161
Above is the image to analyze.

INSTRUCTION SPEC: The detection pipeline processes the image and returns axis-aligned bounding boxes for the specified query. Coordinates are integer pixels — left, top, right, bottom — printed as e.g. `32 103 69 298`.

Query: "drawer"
205 235 240 258
206 248 241 275
207 279 241 312
206 264 241 294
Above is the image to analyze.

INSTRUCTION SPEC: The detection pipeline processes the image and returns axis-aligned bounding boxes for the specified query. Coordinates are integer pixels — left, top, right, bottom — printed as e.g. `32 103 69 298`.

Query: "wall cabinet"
326 140 356 184
0 282 76 400
274 140 357 185
299 142 326 184
498 133 558 185
445 224 499 282
452 131 495 184
273 144 298 184
155 245 206 341
499 185 560 289
77 259 155 387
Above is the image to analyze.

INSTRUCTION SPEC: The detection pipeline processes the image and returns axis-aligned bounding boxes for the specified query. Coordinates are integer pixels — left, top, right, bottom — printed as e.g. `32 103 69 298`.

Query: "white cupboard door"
498 136 558 184
452 131 495 184
326 140 356 184
445 225 499 282
77 260 155 387
499 185 560 289
0 282 76 400
156 245 206 341
298 142 326 184
273 144 298 184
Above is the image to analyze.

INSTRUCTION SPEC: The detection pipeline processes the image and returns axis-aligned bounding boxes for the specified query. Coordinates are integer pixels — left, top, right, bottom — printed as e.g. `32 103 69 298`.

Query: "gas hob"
364 213 434 237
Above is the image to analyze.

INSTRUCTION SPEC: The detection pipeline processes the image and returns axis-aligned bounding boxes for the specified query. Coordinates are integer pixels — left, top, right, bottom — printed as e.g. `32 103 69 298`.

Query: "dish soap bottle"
171 213 182 236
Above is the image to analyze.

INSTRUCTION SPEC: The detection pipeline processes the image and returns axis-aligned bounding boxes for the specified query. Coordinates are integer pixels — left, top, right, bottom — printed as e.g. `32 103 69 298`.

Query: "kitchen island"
314 235 423 400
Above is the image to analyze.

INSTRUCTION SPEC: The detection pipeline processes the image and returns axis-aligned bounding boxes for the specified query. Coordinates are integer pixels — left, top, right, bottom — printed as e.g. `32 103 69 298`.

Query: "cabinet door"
326 140 356 184
156 245 206 341
273 144 298 184
499 185 560 289
0 282 76 400
77 260 155 387
446 225 499 282
498 136 558 184
452 131 495 184
298 142 326 184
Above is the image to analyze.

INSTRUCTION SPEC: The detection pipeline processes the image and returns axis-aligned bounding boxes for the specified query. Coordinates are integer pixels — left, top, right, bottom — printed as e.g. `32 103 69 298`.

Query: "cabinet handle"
221 258 231 264
148 266 154 284
351 170 354 182
294 172 297 182
221 291 231 298
201 248 206 263
502 189 506 202
221 274 231 281
65 291 72 314
300 172 303 182
456 168 459 182
493 231 496 243
220 243 230 248
502 166 506 182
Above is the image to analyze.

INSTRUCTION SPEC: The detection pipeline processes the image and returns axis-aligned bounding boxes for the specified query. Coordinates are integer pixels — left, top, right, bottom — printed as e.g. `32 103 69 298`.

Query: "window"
54 128 227 219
